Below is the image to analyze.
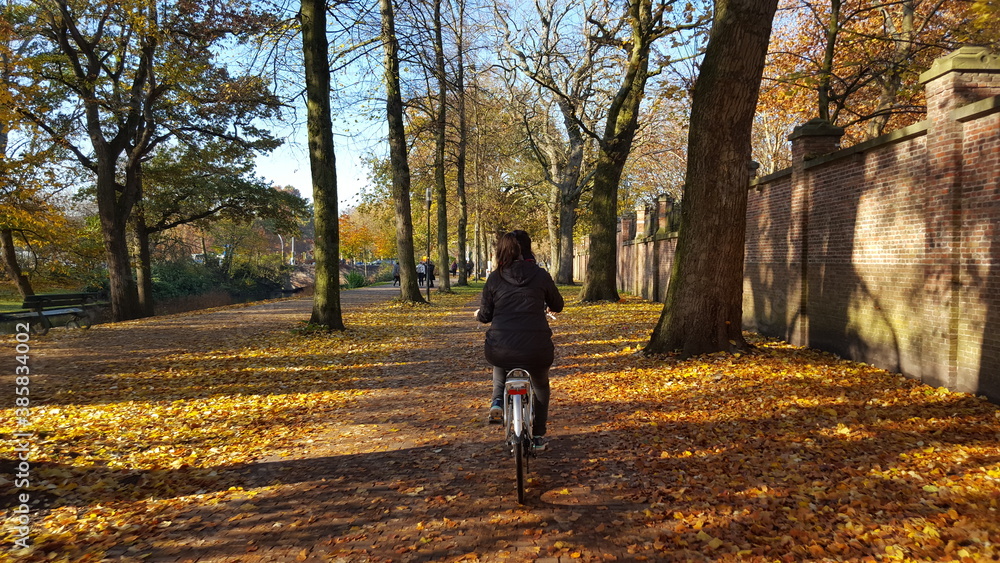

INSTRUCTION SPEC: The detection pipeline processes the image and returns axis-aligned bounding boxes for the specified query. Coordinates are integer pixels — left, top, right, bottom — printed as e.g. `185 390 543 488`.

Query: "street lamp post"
426 187 432 302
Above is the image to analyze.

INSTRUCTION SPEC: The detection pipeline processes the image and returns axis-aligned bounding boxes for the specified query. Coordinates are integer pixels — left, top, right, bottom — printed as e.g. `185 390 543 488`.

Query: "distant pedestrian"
417 259 426 286
392 261 400 286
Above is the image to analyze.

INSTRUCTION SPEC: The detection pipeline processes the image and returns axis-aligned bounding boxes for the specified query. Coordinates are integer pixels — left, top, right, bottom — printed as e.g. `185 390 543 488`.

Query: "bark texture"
0 229 33 298
302 0 345 329
646 0 779 356
579 0 659 302
381 0 425 303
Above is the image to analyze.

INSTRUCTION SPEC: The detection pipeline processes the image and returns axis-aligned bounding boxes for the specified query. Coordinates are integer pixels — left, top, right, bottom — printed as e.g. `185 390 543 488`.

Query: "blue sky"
254 112 378 211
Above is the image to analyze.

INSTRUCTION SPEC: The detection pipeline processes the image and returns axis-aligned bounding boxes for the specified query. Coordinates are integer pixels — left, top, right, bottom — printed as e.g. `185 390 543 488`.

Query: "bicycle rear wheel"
505 376 533 504
510 393 529 504
515 439 526 503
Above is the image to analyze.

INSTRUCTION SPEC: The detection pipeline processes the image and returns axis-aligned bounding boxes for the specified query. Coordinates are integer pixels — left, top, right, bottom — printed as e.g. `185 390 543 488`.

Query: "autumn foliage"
2 287 999 561
558 297 1000 560
760 0 994 147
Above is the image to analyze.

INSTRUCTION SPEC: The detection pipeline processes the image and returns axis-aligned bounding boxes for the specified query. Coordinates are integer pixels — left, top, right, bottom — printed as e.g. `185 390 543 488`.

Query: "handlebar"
473 308 557 321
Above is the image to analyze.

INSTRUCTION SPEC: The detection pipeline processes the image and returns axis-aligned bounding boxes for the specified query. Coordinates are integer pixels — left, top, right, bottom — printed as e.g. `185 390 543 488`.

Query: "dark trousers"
492 365 550 437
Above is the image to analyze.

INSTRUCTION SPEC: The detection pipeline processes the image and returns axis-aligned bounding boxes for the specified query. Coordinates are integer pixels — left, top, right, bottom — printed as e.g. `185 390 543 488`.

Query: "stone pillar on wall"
618 215 633 248
617 215 631 295
653 195 672 301
630 205 641 297
634 205 648 240
656 195 672 235
921 47 1000 108
789 118 844 162
918 46 1000 392
787 118 844 346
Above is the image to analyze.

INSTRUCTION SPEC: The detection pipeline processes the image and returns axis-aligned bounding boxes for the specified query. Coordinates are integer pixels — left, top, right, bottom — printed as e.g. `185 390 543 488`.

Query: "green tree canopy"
13 0 283 320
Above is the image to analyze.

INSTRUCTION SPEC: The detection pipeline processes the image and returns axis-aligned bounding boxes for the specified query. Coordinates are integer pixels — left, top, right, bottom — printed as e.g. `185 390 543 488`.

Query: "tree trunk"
817 0 841 123
578 0 654 302
201 236 210 267
381 0 425 303
546 187 559 271
455 2 470 287
102 215 144 321
553 99 585 285
91 21 149 322
0 229 33 298
646 0 779 357
868 0 914 138
580 149 627 301
84 126 143 321
1 15 32 299
302 0 345 330
133 205 155 317
556 197 578 284
81 59 144 322
95 161 144 321
433 0 451 294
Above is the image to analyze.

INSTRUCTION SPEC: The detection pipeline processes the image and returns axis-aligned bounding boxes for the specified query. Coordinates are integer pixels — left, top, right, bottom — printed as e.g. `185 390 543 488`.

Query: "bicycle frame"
503 369 533 441
502 368 534 503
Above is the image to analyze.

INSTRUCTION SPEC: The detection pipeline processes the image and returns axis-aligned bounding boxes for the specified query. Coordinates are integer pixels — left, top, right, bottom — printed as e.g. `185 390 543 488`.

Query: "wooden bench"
0 292 102 335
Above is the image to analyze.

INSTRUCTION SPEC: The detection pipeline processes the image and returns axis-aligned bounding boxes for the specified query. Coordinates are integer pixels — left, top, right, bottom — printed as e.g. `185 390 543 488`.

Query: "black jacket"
477 260 564 368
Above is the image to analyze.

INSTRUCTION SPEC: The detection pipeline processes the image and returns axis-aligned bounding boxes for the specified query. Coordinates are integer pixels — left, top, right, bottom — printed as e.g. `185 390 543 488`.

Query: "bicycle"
476 308 556 504
501 368 535 504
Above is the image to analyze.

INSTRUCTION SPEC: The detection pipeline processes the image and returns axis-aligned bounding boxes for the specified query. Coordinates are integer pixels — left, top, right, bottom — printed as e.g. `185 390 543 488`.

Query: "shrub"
344 270 367 288
150 259 289 302
372 263 395 283
152 261 222 299
223 261 287 301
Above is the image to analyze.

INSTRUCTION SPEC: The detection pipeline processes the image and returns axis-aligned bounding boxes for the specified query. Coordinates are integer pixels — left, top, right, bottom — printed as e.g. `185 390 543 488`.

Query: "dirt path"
33 286 648 562
20 284 1000 562
32 286 400 379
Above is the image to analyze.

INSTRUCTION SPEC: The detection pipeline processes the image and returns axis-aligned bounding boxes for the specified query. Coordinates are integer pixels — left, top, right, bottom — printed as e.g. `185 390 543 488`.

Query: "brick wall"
613 47 1000 402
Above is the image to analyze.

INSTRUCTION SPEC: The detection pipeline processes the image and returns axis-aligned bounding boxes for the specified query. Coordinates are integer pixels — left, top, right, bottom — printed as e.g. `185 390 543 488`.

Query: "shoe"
532 436 547 451
488 399 502 424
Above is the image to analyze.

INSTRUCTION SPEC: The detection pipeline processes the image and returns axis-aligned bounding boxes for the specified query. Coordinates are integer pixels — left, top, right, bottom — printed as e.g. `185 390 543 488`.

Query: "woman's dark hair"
495 232 522 270
511 229 535 261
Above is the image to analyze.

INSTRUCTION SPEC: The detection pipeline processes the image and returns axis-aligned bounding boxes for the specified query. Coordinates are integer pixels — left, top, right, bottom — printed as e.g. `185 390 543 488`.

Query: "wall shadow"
746 177 797 341
746 141 911 382
973 126 1000 403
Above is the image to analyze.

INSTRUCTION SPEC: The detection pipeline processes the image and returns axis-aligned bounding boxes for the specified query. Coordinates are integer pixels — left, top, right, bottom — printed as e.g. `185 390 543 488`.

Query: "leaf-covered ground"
2 285 999 562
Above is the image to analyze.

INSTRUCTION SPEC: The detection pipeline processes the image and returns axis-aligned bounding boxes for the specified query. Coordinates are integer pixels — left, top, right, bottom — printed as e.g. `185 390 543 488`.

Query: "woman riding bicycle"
476 231 564 449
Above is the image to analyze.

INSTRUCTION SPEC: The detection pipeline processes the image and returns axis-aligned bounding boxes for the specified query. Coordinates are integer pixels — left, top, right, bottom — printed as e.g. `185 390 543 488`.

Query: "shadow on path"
10 285 1000 562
